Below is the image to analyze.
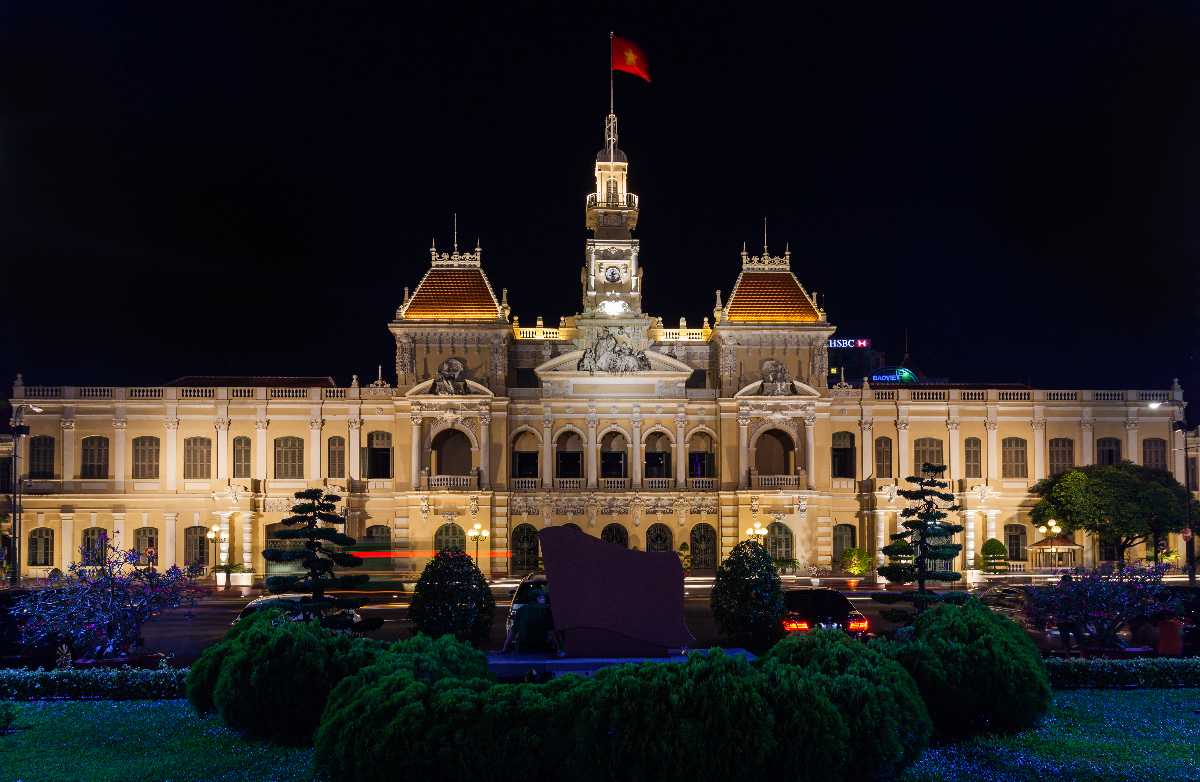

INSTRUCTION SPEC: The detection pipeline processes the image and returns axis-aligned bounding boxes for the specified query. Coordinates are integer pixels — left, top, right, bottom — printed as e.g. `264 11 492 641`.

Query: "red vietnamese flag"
612 36 650 82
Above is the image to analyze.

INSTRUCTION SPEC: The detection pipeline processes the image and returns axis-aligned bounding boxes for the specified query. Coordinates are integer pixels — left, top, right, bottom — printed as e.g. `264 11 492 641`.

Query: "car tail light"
783 619 810 632
847 618 869 632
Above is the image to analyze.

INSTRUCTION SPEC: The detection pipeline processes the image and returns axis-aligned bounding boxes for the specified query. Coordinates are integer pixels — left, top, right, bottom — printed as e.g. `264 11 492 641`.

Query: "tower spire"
763 216 768 255
452 212 458 253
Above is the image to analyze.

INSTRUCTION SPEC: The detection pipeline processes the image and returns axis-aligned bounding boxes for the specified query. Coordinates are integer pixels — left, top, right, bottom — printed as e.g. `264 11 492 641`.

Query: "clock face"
604 266 622 283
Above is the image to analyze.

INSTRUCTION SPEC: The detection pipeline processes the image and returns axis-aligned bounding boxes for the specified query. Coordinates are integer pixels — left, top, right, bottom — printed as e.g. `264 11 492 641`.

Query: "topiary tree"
879 463 962 612
838 546 873 576
260 488 381 632
980 538 1008 574
409 550 495 643
711 540 784 651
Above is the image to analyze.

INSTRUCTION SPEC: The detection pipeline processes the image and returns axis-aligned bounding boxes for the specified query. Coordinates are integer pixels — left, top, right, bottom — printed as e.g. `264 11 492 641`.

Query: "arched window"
600 431 628 478
431 430 471 475
27 527 53 567
874 436 893 479
134 526 158 565
132 436 160 479
80 527 107 565
1005 523 1028 561
755 429 795 475
646 523 673 553
80 436 109 479
29 435 55 479
831 431 855 479
184 526 209 567
690 523 717 570
644 431 672 479
364 525 391 548
913 438 944 473
1097 437 1122 466
765 522 794 562
601 523 629 548
327 436 346 479
273 436 304 479
556 431 583 478
511 523 540 574
511 431 540 478
1142 438 1168 471
365 431 392 479
1001 437 1028 479
434 522 465 553
964 437 982 478
833 524 856 564
232 436 251 479
688 432 716 478
1049 438 1074 476
183 437 212 479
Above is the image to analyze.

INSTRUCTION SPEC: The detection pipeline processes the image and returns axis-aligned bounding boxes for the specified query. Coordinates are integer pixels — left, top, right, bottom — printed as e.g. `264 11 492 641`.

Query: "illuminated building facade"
4 112 1192 581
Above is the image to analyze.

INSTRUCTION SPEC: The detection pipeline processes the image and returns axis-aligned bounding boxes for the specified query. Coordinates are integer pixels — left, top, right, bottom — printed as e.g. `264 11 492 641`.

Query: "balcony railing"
752 474 801 489
586 193 639 210
643 477 675 490
510 477 540 491
650 327 711 343
428 474 478 491
599 477 630 491
555 477 584 490
687 477 717 490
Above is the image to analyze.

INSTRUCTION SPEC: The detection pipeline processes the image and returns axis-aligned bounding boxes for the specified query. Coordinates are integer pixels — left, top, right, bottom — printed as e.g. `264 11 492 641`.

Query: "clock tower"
581 112 643 319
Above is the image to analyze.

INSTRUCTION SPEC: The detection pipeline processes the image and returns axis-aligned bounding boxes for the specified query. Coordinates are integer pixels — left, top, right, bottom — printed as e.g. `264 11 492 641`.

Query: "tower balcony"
586 193 639 210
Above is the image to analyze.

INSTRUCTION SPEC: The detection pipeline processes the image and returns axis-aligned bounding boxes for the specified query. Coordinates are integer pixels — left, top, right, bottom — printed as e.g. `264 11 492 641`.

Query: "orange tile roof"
402 267 501 321
725 271 821 323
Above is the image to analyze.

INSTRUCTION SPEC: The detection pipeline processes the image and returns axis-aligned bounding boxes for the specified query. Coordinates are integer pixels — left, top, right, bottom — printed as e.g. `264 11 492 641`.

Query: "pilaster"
162 512 178 567
164 414 179 491
59 511 75 571
112 416 127 491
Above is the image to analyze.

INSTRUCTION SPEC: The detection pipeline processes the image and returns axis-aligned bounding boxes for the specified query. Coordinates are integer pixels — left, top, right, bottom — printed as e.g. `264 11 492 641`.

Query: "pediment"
535 349 693 377
404 378 494 397
734 379 822 399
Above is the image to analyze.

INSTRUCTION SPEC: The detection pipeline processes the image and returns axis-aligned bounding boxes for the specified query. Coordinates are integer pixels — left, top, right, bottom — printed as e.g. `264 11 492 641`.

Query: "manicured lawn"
902 689 1200 782
0 700 315 782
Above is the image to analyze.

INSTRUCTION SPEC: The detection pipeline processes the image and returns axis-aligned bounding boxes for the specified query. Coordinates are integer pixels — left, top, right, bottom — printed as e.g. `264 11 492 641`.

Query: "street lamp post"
206 524 222 579
744 520 767 544
8 403 43 587
467 522 489 568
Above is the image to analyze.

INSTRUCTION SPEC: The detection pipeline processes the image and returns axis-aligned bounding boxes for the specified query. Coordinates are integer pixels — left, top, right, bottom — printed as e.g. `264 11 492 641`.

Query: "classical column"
479 409 491 489
897 420 911 480
947 419 961 481
164 416 179 491
861 420 874 479
1172 418 1187 482
348 417 362 480
1080 421 1094 465
963 509 978 568
112 417 127 491
59 512 75 571
985 509 999 542
737 411 750 489
803 412 817 490
239 511 255 572
674 413 687 487
214 511 232 566
254 417 268 481
631 413 642 488
61 418 76 481
985 421 999 480
410 410 422 490
1032 419 1046 480
307 416 323 481
1126 419 1140 465
111 511 126 547
586 413 598 489
162 512 178 568
541 414 553 489
215 417 231 481
874 509 889 567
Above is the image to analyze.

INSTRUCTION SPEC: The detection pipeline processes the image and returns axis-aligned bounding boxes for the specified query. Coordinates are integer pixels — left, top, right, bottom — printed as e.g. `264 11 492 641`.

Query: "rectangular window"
1048 438 1074 476
644 451 670 478
0 457 11 493
132 436 160 479
183 437 212 479
600 451 626 478
1001 438 1028 479
80 437 109 479
274 437 304 479
232 437 251 479
964 438 982 479
29 436 55 479
874 437 892 479
328 437 346 479
512 451 539 478
913 438 944 473
688 452 715 478
1097 438 1122 466
831 432 856 479
1142 438 1168 471
556 451 582 478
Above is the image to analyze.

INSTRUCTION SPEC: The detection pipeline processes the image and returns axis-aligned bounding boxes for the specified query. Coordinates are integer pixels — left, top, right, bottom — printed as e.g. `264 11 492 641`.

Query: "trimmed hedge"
408 550 495 643
0 666 186 700
711 541 784 652
877 598 1050 738
1045 657 1200 689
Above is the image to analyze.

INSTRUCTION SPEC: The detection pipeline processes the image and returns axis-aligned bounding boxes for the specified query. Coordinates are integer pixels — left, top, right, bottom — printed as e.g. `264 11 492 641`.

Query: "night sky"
2 2 1198 426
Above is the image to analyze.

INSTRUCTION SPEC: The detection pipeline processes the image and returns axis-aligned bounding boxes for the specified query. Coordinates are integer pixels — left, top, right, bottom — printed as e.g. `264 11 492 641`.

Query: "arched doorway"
646 523 673 553
431 430 472 476
434 522 466 553
765 522 794 563
601 523 629 548
511 431 540 479
600 431 628 478
690 523 717 572
833 524 856 567
644 432 672 479
556 431 583 478
511 523 540 574
688 432 716 478
755 429 795 475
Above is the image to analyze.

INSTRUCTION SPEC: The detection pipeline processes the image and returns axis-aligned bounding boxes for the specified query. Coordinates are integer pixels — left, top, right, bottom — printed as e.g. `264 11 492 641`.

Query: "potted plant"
213 562 246 588
773 557 801 575
677 542 692 577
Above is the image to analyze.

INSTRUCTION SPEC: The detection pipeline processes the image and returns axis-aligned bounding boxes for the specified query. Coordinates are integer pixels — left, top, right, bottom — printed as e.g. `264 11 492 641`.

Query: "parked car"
233 593 364 628
0 588 73 668
506 573 549 637
780 588 871 639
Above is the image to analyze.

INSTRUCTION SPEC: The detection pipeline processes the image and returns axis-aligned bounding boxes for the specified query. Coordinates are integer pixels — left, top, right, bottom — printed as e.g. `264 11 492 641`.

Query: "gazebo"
1029 534 1083 570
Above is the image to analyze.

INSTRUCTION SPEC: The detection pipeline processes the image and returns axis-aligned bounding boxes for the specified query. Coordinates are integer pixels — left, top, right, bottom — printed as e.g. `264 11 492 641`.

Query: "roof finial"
377 365 383 383
763 216 768 256
452 212 458 253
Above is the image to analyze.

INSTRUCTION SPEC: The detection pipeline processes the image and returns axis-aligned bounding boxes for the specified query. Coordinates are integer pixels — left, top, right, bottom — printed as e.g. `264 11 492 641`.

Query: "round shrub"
980 537 1008 573
762 630 931 780
382 632 490 682
186 606 268 714
711 541 784 651
839 546 873 576
409 550 496 643
758 660 850 782
880 598 1049 737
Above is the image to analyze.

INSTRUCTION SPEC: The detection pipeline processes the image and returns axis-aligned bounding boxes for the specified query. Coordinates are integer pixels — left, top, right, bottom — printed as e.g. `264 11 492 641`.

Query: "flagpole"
609 31 614 117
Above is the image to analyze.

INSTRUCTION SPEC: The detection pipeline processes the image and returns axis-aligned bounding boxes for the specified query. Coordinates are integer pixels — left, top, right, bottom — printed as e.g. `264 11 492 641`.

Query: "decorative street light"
206 523 223 578
467 522 489 566
1037 518 1063 538
744 520 767 543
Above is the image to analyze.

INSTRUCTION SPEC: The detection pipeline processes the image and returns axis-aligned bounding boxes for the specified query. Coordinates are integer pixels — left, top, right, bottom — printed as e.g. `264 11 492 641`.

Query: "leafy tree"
1031 463 1192 562
838 546 873 576
980 538 1008 574
261 488 381 632
409 550 495 642
879 463 962 610
1023 563 1179 648
13 536 202 660
711 540 784 651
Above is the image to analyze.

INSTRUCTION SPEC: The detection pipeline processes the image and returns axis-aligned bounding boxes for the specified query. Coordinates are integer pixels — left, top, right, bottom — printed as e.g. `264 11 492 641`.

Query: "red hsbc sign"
828 338 871 349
